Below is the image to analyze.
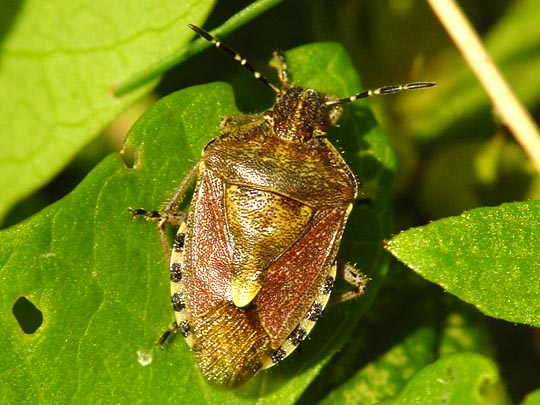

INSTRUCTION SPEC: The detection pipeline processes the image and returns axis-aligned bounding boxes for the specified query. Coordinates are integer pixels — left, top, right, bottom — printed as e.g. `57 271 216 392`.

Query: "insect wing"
182 166 232 318
256 206 350 346
181 167 272 387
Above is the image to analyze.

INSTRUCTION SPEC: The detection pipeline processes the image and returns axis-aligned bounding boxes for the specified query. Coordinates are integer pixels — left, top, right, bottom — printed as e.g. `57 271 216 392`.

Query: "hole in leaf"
12 297 43 334
121 145 139 169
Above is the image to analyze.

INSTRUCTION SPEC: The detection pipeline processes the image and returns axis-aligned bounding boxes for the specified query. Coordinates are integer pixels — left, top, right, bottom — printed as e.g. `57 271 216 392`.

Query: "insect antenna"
324 82 436 107
188 24 280 95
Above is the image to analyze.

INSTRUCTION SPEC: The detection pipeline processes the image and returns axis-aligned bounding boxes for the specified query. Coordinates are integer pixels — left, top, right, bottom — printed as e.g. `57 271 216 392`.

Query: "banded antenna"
188 24 435 104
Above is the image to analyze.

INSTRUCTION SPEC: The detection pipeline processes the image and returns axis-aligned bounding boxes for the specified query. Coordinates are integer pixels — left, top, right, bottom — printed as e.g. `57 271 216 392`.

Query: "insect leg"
330 262 370 305
157 321 179 346
161 160 200 213
130 208 186 258
131 161 199 259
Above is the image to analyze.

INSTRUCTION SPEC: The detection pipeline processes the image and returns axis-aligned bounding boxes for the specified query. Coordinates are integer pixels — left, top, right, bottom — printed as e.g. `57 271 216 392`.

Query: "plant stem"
113 0 284 97
427 0 540 175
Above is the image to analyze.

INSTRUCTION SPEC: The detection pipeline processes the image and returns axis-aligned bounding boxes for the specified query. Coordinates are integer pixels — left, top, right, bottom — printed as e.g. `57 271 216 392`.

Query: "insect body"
132 25 434 388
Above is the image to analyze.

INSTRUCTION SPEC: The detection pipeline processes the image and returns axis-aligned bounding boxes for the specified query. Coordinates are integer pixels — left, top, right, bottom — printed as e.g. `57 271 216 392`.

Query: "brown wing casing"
183 165 232 318
255 207 349 346
181 130 355 386
183 167 273 387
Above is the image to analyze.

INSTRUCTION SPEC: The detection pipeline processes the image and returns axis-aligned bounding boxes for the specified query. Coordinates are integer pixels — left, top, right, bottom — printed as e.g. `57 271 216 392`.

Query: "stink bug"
132 25 434 388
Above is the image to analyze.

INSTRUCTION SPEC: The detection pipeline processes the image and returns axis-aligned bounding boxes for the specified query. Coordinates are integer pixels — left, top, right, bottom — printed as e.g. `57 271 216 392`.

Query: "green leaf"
1 42 394 402
0 0 215 220
319 326 436 405
437 298 494 358
313 268 438 405
522 389 540 405
390 353 507 405
306 262 494 404
386 200 540 326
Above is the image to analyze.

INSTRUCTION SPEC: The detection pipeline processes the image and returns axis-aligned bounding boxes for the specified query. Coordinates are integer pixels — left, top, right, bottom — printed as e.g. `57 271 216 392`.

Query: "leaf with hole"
0 43 394 403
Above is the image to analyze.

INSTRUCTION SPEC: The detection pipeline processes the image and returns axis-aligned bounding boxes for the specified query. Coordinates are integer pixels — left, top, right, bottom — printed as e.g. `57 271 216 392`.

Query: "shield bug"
132 25 434 388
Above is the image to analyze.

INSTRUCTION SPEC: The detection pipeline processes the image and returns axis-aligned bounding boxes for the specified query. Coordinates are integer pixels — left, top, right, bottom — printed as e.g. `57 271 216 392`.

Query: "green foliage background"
1 0 540 404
